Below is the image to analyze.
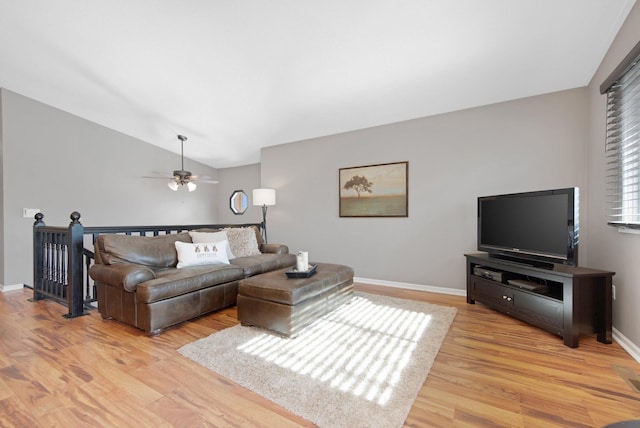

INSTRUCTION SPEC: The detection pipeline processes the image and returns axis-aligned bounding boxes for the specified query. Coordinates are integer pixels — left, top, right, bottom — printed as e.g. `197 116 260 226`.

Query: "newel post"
66 211 87 318
32 212 46 301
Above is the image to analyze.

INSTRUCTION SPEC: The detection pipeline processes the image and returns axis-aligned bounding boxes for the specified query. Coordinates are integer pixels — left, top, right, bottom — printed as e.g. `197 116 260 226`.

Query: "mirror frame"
229 190 248 215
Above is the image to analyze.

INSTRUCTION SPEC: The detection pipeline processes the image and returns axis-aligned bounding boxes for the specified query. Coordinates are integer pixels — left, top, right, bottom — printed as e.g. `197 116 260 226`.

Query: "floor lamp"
253 188 276 243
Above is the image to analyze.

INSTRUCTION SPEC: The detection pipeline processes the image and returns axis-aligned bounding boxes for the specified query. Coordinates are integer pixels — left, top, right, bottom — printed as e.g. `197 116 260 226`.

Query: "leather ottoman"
237 263 354 336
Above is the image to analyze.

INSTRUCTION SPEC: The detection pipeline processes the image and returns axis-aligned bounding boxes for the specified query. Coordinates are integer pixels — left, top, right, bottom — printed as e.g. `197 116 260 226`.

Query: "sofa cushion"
135 263 245 303
175 240 231 268
230 253 297 277
189 230 236 259
96 232 192 268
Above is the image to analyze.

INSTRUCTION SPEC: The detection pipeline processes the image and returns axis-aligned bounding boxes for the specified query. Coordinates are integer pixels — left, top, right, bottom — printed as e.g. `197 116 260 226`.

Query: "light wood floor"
1 284 638 427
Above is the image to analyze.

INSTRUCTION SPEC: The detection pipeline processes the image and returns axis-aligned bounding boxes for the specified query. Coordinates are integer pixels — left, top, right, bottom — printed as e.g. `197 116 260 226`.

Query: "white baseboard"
355 276 640 364
354 276 466 296
0 283 24 292
613 327 640 364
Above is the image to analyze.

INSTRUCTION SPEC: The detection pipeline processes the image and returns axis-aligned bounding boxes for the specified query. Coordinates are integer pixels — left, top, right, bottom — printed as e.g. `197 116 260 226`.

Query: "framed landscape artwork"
339 161 408 217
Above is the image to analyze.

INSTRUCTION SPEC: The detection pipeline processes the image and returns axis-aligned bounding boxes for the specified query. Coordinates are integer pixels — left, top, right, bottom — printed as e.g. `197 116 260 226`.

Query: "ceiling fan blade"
200 175 218 181
142 175 174 180
190 174 219 184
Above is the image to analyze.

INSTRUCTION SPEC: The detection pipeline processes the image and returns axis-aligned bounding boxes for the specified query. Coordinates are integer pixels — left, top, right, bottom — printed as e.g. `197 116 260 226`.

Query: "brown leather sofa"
89 228 296 335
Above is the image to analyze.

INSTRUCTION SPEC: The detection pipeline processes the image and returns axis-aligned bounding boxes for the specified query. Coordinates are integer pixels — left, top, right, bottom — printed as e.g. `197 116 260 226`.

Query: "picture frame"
339 161 408 217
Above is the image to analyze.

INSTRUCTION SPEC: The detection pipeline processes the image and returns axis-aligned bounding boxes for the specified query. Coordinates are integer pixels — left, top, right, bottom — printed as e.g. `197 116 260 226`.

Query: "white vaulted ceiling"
0 1 636 168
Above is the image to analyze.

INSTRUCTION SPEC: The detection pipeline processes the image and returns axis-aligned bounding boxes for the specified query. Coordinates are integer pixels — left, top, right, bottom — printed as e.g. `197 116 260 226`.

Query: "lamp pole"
253 188 276 244
261 204 269 244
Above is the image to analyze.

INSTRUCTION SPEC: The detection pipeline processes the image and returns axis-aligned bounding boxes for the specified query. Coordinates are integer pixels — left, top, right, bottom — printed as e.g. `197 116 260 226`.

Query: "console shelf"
465 253 614 348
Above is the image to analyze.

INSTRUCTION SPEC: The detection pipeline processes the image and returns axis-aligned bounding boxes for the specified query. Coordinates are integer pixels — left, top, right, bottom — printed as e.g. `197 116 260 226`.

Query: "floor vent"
613 365 640 393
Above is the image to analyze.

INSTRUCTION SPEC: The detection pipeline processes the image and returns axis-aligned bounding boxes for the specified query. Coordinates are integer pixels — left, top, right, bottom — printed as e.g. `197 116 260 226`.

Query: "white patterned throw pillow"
189 230 236 260
175 240 231 268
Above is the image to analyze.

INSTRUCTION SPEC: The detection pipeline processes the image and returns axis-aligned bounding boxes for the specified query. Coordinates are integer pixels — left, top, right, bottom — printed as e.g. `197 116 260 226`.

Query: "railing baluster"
61 237 67 300
55 234 60 298
57 234 62 298
46 238 52 295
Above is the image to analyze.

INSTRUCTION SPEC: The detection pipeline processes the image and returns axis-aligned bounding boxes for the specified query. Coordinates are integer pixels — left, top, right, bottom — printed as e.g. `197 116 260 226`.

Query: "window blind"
604 46 640 227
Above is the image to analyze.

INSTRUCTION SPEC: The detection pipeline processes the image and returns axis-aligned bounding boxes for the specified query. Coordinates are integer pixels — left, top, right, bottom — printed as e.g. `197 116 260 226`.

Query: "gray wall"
0 94 4 284
215 163 262 224
261 88 589 291
587 2 640 353
0 89 220 287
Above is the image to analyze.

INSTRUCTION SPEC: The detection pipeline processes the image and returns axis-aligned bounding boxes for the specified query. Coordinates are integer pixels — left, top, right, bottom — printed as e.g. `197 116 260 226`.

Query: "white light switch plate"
23 208 41 218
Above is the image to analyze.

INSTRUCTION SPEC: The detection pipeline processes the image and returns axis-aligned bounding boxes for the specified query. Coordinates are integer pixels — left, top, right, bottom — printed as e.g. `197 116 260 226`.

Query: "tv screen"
477 188 579 267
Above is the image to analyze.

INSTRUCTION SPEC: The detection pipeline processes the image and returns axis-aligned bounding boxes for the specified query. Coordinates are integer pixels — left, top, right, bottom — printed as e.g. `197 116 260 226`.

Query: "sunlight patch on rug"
236 296 432 407
179 292 457 428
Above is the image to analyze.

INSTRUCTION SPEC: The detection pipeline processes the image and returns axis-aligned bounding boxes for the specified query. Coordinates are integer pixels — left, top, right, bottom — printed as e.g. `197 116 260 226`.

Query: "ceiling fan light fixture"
142 135 215 191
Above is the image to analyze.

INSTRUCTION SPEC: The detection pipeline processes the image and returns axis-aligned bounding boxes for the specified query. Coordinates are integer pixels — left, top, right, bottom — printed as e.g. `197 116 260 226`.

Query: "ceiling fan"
144 135 219 191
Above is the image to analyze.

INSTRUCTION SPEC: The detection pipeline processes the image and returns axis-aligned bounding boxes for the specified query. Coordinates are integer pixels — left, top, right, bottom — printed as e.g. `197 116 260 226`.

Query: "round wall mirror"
230 190 248 215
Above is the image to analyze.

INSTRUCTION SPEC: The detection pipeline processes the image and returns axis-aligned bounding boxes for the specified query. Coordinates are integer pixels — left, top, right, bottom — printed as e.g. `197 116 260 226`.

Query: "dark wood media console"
465 253 614 348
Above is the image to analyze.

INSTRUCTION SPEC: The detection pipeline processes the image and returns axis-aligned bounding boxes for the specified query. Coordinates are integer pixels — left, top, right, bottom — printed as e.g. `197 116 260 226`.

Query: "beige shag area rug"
179 291 457 428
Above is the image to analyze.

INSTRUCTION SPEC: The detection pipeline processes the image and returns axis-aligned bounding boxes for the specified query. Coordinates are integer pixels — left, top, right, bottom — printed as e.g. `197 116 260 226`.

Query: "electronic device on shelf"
472 266 514 283
507 278 550 293
477 187 579 268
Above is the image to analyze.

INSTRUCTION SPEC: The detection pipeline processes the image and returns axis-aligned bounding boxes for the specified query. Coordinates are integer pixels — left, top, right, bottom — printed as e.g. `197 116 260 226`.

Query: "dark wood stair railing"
32 211 86 318
32 211 264 319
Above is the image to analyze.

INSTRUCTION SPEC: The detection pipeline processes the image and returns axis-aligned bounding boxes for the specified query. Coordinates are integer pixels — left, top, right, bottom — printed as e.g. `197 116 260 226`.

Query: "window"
602 41 640 227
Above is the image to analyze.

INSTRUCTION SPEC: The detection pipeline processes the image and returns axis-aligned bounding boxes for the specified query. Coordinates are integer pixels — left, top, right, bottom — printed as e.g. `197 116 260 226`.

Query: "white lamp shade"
187 182 197 192
253 188 276 206
168 181 179 191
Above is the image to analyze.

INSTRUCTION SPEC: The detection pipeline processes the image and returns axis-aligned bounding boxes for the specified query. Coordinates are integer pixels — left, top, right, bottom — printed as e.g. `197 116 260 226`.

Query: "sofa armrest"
260 243 289 254
89 263 156 292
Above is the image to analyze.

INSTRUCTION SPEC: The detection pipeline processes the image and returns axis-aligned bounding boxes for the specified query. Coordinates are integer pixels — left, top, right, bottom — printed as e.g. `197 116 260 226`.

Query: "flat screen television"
477 188 579 267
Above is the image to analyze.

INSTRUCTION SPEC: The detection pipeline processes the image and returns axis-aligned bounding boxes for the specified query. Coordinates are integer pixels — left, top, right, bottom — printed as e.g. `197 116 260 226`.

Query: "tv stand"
465 253 614 348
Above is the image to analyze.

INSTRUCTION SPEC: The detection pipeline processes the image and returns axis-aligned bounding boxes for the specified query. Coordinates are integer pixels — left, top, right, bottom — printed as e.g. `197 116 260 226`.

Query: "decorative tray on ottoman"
285 264 318 278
